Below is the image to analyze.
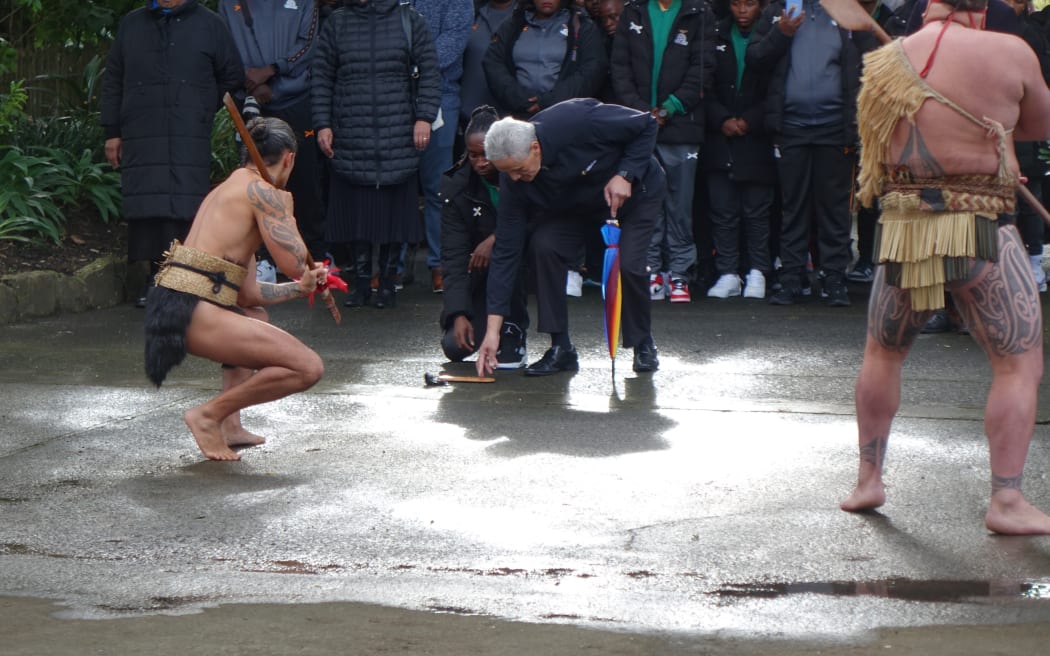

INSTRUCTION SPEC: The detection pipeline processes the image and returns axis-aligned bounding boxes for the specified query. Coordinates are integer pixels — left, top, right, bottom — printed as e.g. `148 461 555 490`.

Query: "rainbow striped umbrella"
600 220 622 369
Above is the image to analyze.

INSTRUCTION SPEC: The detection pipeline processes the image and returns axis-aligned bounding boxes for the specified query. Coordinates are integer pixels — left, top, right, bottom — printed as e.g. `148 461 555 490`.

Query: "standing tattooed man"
145 117 325 462
842 0 1050 533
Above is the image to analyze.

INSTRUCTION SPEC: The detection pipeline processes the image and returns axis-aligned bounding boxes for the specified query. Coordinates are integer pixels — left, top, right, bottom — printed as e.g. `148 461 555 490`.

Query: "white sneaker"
1030 255 1047 292
256 259 277 284
707 273 742 298
649 273 667 301
566 270 583 297
743 269 766 299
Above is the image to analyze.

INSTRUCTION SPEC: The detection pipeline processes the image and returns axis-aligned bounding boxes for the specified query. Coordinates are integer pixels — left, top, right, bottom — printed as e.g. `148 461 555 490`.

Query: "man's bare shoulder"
901 27 1033 98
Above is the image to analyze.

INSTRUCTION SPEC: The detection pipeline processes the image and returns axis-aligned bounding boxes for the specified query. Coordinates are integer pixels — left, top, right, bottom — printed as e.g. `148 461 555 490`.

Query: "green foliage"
0 145 121 245
211 108 241 183
0 80 29 135
0 146 74 244
0 37 17 76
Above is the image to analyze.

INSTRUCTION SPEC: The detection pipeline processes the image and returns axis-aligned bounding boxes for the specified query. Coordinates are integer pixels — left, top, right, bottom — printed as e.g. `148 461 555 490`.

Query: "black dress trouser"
776 143 854 275
528 159 666 349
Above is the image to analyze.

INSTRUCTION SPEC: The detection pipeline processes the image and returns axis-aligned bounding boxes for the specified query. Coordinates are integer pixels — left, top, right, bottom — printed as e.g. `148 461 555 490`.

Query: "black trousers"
265 95 327 260
528 160 665 349
707 172 775 275
776 144 854 275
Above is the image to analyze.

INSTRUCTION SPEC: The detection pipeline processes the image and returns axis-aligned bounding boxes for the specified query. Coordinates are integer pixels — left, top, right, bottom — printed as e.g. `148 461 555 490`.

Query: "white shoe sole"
706 289 740 299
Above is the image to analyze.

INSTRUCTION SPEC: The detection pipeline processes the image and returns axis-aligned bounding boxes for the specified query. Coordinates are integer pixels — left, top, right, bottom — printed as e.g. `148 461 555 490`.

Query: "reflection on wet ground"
713 579 1050 603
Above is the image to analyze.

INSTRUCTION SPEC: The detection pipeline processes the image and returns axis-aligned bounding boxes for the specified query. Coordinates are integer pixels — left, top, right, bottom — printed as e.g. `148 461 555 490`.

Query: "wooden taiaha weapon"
819 0 1050 227
424 372 496 386
222 92 342 324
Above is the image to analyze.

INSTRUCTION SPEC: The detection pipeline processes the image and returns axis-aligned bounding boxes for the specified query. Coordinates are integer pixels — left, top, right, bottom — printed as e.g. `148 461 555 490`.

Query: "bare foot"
985 490 1050 535
220 413 266 448
185 407 241 461
841 480 886 512
223 425 267 448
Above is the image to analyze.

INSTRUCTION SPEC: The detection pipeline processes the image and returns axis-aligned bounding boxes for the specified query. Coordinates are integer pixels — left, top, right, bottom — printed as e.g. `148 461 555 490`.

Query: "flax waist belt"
154 241 246 309
876 172 1014 312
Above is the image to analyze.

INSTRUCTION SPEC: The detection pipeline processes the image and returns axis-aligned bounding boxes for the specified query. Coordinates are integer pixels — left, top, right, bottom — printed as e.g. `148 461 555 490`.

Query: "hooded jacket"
100 0 244 221
439 161 499 328
744 0 878 145
219 0 320 111
311 0 442 185
482 1 608 118
702 16 775 183
609 0 716 145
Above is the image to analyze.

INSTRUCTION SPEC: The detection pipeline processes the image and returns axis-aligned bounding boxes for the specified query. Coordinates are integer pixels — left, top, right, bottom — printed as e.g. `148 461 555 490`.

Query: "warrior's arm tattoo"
247 181 308 273
897 125 946 178
258 281 306 302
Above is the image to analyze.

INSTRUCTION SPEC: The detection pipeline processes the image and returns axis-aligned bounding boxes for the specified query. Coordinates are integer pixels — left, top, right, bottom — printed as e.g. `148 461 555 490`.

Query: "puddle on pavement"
713 578 1050 603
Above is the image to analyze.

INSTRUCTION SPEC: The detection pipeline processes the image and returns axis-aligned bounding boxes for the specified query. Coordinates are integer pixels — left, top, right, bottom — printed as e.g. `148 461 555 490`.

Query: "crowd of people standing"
102 0 1050 344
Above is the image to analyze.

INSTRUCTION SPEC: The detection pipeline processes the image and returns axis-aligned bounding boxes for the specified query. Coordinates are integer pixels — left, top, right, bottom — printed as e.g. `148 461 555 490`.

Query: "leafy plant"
0 80 29 136
0 144 120 245
211 108 240 183
0 146 72 244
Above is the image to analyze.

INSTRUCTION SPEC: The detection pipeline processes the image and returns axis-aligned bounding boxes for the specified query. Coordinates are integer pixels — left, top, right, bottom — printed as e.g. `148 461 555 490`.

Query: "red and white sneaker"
649 273 667 301
669 277 691 303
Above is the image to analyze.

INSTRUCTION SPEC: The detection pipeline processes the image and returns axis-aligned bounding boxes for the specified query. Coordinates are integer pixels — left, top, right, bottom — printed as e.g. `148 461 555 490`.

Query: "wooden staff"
222 92 341 324
820 0 1050 227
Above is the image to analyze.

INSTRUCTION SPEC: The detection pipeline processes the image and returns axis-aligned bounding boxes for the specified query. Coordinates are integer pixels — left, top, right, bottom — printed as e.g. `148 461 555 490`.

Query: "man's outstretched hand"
604 174 633 218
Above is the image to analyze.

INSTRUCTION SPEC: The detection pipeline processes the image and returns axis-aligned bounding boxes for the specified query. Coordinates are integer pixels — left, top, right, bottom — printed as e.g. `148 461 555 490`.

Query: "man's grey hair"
484 117 537 162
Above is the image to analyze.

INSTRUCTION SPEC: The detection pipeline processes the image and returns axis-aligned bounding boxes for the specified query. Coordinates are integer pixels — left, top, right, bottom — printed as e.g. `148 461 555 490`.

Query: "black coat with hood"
609 0 716 145
438 161 499 328
100 0 243 221
311 0 441 185
744 0 878 145
702 16 775 183
482 0 608 118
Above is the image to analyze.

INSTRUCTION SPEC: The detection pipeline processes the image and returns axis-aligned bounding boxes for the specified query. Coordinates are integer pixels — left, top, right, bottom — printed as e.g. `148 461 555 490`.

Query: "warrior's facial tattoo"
247 181 307 272
898 125 946 178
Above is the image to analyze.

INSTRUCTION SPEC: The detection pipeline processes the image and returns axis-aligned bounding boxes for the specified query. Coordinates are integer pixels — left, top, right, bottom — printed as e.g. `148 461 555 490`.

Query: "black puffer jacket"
702 17 775 183
311 0 441 185
439 161 498 329
100 0 243 221
745 0 878 145
609 0 716 145
482 1 608 118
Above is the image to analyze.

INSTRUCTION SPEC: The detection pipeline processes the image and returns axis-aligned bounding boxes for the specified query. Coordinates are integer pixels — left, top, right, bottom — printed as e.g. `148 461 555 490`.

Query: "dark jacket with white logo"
609 0 716 145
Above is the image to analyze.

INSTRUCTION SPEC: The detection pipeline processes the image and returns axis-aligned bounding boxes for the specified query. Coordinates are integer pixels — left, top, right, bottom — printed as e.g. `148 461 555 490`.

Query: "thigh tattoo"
867 271 928 352
953 231 1042 357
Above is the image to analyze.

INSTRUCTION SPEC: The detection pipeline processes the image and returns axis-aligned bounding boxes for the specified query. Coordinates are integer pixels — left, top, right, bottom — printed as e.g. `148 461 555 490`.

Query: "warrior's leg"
219 306 268 448
183 302 323 461
842 266 929 511
950 227 1050 534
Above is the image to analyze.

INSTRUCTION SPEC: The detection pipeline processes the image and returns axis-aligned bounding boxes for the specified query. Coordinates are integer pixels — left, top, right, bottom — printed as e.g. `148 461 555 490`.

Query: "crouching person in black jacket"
440 107 530 368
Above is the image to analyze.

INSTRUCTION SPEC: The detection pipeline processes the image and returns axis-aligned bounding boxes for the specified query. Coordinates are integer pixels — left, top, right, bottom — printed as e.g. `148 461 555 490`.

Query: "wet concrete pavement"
3 281 1050 653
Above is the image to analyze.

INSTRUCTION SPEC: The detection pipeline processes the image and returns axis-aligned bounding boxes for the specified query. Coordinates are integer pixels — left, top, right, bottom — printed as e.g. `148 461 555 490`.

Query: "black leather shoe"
632 339 659 373
524 345 579 376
